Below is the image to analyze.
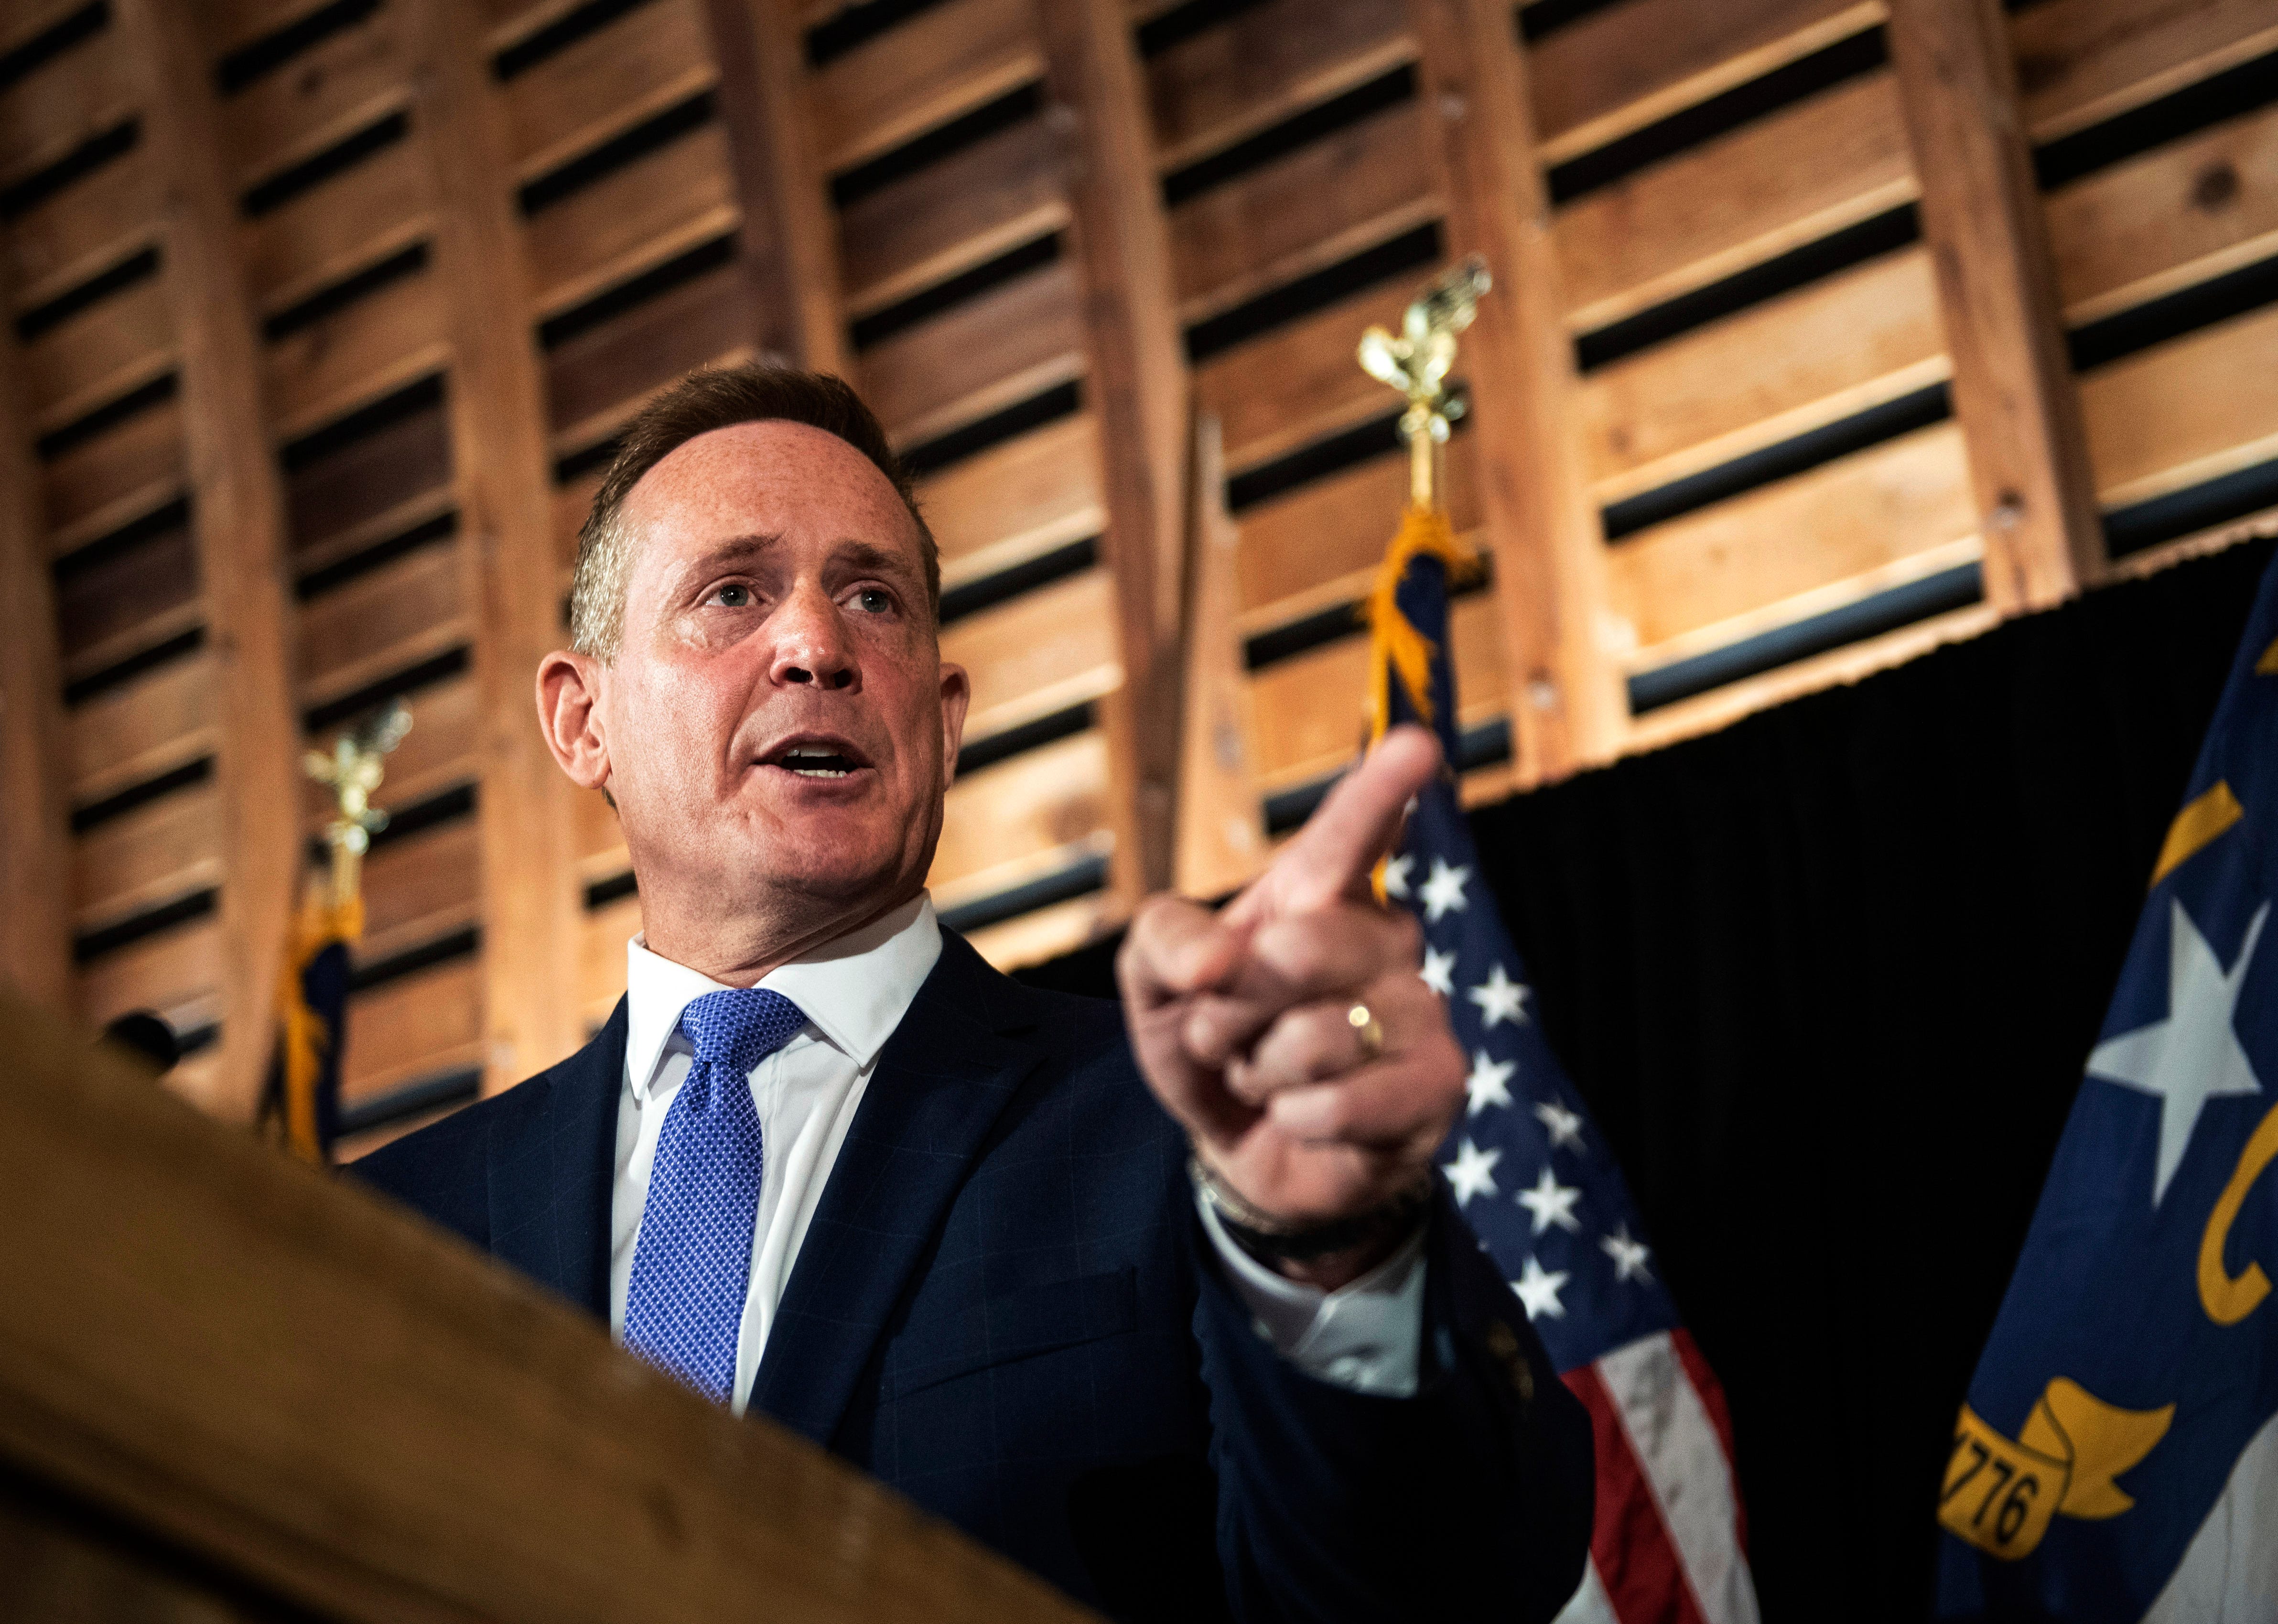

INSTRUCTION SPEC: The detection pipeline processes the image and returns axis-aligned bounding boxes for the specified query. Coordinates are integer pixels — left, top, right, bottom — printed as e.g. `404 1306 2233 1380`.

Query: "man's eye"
856 587 893 614
713 584 751 607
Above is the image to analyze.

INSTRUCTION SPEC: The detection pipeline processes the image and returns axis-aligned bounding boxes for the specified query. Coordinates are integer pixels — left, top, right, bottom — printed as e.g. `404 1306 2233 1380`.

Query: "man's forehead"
622 420 921 555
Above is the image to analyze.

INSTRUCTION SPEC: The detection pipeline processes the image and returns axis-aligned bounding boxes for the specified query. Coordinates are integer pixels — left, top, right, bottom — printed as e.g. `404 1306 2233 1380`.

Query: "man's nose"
768 587 859 692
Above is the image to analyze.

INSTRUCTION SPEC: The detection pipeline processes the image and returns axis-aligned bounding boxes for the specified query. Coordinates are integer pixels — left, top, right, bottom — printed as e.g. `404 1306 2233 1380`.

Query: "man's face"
593 420 967 935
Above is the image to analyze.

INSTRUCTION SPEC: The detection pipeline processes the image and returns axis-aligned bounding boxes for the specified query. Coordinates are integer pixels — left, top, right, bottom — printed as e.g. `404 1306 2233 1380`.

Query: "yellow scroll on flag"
1940 1379 2174 1559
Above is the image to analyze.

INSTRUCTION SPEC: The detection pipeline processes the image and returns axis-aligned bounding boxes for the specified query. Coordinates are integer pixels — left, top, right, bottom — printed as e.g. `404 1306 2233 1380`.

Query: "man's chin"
751 822 920 908
770 857 912 907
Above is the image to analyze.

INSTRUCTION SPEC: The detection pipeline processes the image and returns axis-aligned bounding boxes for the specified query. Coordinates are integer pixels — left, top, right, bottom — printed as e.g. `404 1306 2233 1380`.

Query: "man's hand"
1117 725 1465 1289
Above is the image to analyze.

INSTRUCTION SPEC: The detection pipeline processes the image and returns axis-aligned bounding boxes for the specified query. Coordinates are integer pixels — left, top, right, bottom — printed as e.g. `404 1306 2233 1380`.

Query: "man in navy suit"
355 366 1592 1619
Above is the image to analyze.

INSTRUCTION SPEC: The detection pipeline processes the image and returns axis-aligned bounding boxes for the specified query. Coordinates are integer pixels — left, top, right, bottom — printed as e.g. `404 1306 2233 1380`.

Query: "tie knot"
678 987 806 1076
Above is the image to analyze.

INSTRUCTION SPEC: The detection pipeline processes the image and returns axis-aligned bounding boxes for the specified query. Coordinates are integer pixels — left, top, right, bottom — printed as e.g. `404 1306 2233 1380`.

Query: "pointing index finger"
1256 725 1441 917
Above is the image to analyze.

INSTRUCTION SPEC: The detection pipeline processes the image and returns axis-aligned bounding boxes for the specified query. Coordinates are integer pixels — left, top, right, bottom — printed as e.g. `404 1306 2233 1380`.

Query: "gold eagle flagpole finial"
1356 254 1490 513
1356 257 1492 771
303 699 413 911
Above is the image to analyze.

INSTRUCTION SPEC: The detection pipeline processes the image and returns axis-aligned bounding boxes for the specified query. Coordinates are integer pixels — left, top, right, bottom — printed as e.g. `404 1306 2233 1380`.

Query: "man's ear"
939 660 972 783
537 650 611 792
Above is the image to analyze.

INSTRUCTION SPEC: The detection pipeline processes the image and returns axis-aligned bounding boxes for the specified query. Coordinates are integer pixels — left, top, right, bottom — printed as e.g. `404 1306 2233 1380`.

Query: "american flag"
1370 521 1759 1624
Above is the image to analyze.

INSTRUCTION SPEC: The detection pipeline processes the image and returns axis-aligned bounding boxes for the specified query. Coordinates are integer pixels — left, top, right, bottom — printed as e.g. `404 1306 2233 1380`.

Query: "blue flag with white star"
1936 552 2278 1618
1369 509 1756 1622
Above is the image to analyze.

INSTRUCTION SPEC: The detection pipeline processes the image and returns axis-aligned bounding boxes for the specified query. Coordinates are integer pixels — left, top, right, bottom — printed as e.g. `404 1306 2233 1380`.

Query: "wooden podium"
0 992 1091 1622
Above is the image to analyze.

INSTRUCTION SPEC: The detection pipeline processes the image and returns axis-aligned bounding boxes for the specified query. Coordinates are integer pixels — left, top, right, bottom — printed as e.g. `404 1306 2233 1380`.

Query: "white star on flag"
2087 898 2268 1206
1420 945 1457 997
1601 1223 1653 1283
1511 1257 1570 1321
1419 857 1471 923
1381 854 1414 899
1516 1165 1583 1235
1534 1099 1585 1152
1442 1138 1502 1206
1465 1050 1516 1115
1466 963 1531 1029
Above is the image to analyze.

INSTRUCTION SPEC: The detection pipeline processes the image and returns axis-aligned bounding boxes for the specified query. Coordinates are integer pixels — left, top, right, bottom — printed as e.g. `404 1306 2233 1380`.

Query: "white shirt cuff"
1195 1188 1426 1398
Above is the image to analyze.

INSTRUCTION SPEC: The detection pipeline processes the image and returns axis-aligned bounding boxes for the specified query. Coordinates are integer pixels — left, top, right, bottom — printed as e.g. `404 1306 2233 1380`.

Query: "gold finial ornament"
303 700 412 907
1356 254 1491 510
1354 258 1491 762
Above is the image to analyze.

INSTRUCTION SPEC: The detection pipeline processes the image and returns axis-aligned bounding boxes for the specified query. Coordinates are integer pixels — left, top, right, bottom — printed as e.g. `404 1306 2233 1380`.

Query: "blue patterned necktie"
624 987 806 1403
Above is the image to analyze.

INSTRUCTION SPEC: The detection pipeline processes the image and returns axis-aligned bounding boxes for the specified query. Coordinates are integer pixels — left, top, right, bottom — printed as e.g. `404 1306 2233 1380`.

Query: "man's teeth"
778 747 853 778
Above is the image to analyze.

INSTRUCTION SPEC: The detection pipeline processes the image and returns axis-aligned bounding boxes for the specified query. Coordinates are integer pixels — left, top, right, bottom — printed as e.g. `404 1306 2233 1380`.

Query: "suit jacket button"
1486 1321 1534 1406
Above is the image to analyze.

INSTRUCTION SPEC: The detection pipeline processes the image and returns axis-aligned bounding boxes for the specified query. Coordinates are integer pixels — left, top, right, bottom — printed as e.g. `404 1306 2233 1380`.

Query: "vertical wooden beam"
1886 0 2104 613
1175 413 1265 899
115 0 302 1119
1037 0 1190 903
705 0 850 375
1406 0 1627 787
408 0 584 1091
0 331 72 1011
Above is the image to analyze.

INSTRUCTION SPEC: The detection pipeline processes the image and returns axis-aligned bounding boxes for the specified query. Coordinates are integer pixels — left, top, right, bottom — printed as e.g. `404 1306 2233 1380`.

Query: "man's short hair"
569 365 938 660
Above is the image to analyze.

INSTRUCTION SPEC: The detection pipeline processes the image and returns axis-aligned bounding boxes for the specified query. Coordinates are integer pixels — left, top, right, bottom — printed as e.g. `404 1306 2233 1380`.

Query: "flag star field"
1393 748 1681 1367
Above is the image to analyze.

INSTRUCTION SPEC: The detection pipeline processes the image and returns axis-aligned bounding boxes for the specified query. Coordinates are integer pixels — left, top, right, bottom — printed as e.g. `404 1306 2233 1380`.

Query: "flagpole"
270 700 412 1162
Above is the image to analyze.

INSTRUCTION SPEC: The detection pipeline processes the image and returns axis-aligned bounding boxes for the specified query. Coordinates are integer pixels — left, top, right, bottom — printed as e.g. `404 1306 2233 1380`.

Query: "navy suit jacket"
353 930 1592 1620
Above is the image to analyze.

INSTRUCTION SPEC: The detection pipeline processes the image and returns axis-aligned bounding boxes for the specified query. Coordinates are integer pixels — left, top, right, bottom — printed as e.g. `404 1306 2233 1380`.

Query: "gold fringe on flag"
275 890 363 1165
1362 503 1483 748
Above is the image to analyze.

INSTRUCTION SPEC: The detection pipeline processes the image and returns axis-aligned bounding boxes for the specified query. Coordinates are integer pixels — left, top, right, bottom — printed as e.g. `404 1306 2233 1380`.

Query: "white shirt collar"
622 894 942 1102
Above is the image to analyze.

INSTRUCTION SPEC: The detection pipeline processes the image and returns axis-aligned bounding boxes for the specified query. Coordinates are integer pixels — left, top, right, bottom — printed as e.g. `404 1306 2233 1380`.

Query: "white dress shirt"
610 893 1425 1412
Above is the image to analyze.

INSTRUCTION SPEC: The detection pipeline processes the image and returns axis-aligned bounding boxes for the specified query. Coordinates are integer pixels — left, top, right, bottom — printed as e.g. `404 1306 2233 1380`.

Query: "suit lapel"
487 998 625 1319
750 935 1048 1444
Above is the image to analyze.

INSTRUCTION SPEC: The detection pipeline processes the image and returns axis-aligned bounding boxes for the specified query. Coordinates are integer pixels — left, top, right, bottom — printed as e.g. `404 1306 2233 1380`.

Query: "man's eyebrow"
688 533 783 570
831 540 921 580
680 534 918 583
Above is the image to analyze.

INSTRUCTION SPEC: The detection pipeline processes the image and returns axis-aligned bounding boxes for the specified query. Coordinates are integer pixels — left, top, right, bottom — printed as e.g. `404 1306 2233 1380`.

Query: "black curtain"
1019 534 2275 1618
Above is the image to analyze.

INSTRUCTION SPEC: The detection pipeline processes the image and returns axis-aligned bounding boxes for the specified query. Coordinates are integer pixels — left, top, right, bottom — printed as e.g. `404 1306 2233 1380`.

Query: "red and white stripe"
1558 1330 1758 1624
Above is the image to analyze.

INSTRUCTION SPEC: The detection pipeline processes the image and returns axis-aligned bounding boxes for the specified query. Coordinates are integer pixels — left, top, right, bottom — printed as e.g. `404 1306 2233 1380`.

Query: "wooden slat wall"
1174 411 1265 897
409 0 588 1096
768 0 1188 965
1887 0 2102 611
6 0 2277 1150
0 319 71 1007
705 0 849 370
2036 0 2278 547
215 0 468 1122
0 0 730 1144
115 0 303 1118
1411 0 1625 785
1038 0 1192 906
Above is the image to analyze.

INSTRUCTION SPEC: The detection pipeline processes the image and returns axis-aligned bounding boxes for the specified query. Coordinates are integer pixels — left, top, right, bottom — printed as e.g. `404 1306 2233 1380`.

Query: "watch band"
1188 1154 1434 1263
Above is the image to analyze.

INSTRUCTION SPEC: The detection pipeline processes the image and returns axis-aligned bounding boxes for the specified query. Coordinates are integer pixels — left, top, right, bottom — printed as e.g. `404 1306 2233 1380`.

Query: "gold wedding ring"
1348 1002 1385 1062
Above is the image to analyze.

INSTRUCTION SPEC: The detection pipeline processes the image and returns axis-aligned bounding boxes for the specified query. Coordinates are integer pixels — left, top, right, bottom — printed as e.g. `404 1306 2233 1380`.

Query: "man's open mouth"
761 738 871 779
